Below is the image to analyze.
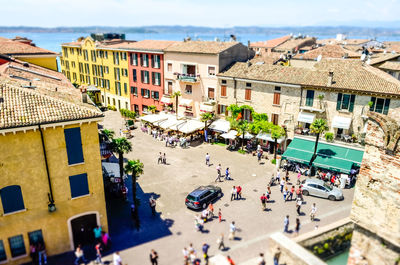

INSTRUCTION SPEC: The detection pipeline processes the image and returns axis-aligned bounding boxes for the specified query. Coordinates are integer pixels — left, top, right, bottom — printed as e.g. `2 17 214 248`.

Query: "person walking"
231 186 237 201
267 186 271 195
295 218 301 236
257 150 262 162
74 245 87 265
215 164 222 182
227 255 235 265
165 136 169 147
182 247 189 265
149 196 157 216
157 152 162 164
218 208 222 223
257 253 266 265
162 153 166 164
273 247 281 265
296 197 302 216
217 233 225 250
225 167 231 180
208 203 214 218
236 186 242 200
150 249 158 265
229 221 236 240
260 194 266 210
295 185 302 200
277 170 281 182
280 179 285 193
37 242 47 265
95 242 103 264
283 187 288 202
205 153 210 166
310 203 317 221
202 243 210 265
283 215 289 233
113 251 122 265
93 225 102 243
287 185 294 201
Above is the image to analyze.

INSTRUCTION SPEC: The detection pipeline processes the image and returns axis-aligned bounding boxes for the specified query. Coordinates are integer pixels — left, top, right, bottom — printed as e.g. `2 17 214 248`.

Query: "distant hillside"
1 26 400 37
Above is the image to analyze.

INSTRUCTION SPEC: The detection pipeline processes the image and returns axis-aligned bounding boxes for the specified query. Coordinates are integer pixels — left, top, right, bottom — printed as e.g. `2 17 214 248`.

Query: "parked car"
301 178 343 201
185 185 222 210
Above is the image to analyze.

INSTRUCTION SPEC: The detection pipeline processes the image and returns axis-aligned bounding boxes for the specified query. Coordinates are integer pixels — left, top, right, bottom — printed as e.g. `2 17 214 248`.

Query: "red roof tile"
250 35 291 49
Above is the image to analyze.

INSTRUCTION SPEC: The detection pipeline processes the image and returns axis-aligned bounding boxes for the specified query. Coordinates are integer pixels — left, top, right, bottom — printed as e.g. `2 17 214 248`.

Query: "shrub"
238 149 246 154
271 159 276 164
108 105 117 111
325 132 334 142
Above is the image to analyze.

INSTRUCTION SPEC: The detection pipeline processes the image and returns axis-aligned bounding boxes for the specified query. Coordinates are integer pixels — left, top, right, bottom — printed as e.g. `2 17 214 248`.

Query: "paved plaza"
93 110 355 265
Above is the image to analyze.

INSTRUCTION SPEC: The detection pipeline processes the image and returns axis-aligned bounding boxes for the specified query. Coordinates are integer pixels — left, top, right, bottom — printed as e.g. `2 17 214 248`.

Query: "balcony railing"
175 73 199 83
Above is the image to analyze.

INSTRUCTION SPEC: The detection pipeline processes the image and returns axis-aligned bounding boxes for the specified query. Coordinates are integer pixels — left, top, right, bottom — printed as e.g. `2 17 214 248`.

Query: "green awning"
282 137 364 173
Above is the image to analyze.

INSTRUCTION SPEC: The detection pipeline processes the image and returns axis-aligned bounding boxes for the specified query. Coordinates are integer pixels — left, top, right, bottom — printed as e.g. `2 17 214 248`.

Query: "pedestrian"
227 255 235 265
93 225 102 243
202 243 210 265
257 253 266 265
101 231 111 249
260 193 266 210
295 218 301 236
267 186 271 195
277 170 281 182
37 242 47 265
217 233 225 250
283 215 289 233
163 153 166 164
205 153 210 166
287 185 294 201
215 164 222 182
275 172 280 184
95 242 103 264
297 172 301 185
236 186 242 200
157 152 162 164
150 249 158 265
218 208 222 223
182 247 189 265
208 203 214 218
225 167 232 180
273 247 281 265
257 150 262 162
229 221 236 240
295 186 302 200
296 198 302 215
231 186 237 201
280 179 285 193
165 136 169 147
30 243 38 265
283 187 288 202
285 170 290 182
149 196 156 216
310 203 317 221
113 251 122 265
74 245 87 265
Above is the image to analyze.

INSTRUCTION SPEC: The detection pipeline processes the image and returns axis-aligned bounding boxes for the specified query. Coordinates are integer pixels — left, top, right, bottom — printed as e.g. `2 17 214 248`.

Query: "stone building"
217 59 400 144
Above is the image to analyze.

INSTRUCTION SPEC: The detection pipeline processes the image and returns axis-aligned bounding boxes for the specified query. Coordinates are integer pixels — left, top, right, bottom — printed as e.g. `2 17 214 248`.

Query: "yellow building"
0 37 58 71
0 74 108 264
61 36 134 110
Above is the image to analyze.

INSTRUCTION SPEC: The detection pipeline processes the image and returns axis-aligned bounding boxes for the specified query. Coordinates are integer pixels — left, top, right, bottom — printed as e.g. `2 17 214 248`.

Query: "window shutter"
349 94 356 112
140 54 143 66
221 85 226 96
141 89 144 96
152 72 155 85
0 185 25 214
217 104 221 114
336 93 342 110
370 97 376 111
225 108 228 116
383 99 390 115
151 55 154 68
64 127 84 165
69 173 89 198
141 71 144 83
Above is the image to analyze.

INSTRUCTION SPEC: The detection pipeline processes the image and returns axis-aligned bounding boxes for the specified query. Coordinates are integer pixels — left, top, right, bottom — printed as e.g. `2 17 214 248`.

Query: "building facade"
164 41 253 117
0 80 108 264
60 36 134 110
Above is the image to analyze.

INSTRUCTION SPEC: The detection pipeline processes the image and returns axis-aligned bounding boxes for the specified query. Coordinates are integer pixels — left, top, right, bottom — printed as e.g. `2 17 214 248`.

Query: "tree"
200 112 214 131
271 125 285 160
172 91 182 117
101 129 114 142
309 119 329 164
125 159 144 227
148 105 157 114
230 120 250 150
110 137 132 187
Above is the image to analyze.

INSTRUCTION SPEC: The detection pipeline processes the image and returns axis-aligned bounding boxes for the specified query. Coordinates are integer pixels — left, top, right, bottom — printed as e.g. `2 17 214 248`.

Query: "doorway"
70 213 98 248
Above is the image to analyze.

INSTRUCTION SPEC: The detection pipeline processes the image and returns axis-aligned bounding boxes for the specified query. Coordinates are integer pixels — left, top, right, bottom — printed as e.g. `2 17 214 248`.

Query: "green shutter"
306 90 314 107
349 95 356 112
383 99 390 115
336 93 342 110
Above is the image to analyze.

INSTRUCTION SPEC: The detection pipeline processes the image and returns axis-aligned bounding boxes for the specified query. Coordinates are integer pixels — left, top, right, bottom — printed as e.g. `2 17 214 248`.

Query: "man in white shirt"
205 153 210 166
229 221 236 240
310 203 317 221
113 251 122 265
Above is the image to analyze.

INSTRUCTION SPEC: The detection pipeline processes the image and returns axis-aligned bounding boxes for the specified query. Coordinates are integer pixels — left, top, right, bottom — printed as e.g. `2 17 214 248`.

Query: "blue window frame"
305 90 314 107
28 230 44 245
0 185 25 214
69 173 89 198
8 235 26 258
0 240 6 261
64 127 84 165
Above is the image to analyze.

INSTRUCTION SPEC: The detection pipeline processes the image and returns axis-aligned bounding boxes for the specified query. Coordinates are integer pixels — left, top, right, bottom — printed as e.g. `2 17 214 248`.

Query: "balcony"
299 105 325 113
175 73 199 83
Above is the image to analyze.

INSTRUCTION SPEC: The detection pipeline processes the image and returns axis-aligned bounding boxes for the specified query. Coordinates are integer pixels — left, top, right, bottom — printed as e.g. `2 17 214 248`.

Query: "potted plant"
324 132 334 142
352 134 358 142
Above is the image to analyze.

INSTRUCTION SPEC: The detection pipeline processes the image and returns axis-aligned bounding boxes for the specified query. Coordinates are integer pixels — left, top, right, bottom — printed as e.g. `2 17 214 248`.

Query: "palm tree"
101 129 114 142
172 91 182 117
125 159 144 226
148 105 157 114
110 137 132 187
237 120 249 150
309 119 329 164
271 125 285 160
200 112 214 131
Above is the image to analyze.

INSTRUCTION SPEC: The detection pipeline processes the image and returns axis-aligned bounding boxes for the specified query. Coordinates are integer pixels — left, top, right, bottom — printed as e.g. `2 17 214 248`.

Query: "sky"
1 0 400 27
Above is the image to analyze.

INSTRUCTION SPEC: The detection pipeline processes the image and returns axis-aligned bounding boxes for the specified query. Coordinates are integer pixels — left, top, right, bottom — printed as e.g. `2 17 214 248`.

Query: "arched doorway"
68 212 99 249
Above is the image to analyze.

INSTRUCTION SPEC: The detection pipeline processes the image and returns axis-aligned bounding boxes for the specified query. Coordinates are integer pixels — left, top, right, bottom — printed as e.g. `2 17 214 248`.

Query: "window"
221 85 227 97
83 50 88 61
9 235 26 258
245 88 251 100
336 93 355 112
221 79 227 84
64 127 84 165
246 82 252 87
114 68 120 81
208 87 215 100
124 83 127 94
132 69 137 82
167 63 172 72
151 91 160 100
208 66 216 76
131 53 138 66
104 51 108 59
142 54 149 67
131 86 138 96
73 73 77 81
0 185 25 214
306 90 314 107
63 48 68 58
141 71 149 83
142 105 148 112
185 85 192 94
271 114 279 125
153 55 160 68
167 81 173 95
275 86 281 92
122 52 127 60
71 61 76 68
69 173 89 198
0 240 6 262
218 104 228 116
106 80 110 89
113 52 119 65
70 48 74 55
115 82 121 96
273 92 280 105
243 109 252 121
152 72 161 86
370 97 390 115
104 66 109 74
141 89 150 98
28 230 44 245
91 50 96 62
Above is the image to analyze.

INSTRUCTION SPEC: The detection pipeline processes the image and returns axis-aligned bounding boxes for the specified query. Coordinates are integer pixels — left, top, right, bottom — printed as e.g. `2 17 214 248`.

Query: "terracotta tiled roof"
378 61 400 71
250 52 282 65
274 37 316 51
218 59 400 95
0 40 57 55
164 41 239 54
250 35 291 49
0 82 103 129
317 39 369 46
294 45 360 59
369 53 400 65
96 40 136 49
112 40 179 51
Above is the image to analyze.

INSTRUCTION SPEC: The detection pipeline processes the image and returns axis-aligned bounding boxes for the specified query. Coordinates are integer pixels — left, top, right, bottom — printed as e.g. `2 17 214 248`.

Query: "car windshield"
323 183 332 191
187 195 197 201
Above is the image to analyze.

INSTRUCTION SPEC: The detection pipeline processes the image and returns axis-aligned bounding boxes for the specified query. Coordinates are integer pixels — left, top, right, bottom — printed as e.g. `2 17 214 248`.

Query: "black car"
185 185 222 210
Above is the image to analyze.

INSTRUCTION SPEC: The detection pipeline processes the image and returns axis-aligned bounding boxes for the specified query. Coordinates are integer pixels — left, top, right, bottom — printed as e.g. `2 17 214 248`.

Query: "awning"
282 137 364 173
200 103 214 113
170 119 204 134
256 133 285 144
141 114 170 124
221 130 238 139
179 98 193 107
297 112 316 123
156 116 185 129
160 96 173 104
102 162 121 178
87 85 101 92
332 116 352 130
209 119 230 133
243 132 254 139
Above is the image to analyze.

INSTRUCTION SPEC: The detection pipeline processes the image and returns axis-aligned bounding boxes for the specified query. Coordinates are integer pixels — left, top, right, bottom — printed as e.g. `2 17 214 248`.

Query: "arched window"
0 185 25 214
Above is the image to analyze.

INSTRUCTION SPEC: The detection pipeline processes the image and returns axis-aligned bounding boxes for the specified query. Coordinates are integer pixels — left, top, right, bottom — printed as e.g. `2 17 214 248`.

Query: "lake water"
2 32 400 53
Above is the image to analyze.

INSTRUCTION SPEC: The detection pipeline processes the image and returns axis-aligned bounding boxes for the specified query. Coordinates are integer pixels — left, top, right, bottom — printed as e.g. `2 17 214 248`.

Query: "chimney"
247 40 251 48
328 71 334 86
